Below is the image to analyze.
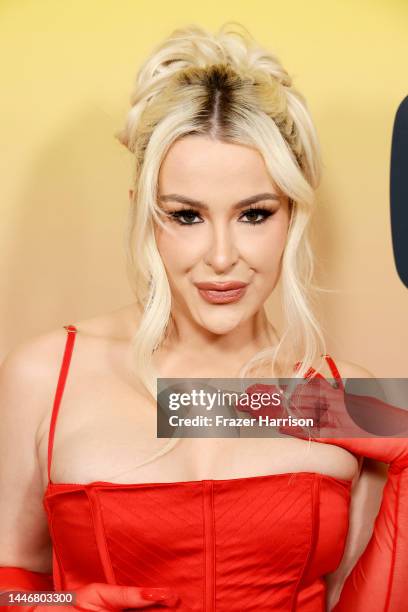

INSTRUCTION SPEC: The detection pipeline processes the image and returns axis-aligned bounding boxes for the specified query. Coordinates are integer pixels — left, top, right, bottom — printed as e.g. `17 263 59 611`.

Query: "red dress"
42 325 352 611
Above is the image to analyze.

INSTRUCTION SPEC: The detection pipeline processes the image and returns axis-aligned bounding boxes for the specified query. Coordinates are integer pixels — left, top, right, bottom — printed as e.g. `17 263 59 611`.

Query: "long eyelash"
243 205 275 224
166 207 201 225
166 205 276 226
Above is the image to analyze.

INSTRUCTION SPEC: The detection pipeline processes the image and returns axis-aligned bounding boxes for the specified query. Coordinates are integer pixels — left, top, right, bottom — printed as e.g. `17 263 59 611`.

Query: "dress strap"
323 354 344 389
293 355 345 390
47 325 78 484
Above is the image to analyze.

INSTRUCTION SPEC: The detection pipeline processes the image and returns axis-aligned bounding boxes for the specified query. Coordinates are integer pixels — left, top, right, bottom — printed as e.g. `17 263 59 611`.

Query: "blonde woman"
1 23 405 612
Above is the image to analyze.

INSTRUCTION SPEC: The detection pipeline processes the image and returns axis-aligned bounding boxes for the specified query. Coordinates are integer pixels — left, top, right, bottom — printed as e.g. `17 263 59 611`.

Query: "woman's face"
154 135 291 335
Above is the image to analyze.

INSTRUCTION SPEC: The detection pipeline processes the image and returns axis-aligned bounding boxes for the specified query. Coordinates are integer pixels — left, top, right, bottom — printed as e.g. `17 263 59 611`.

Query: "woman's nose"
203 223 240 272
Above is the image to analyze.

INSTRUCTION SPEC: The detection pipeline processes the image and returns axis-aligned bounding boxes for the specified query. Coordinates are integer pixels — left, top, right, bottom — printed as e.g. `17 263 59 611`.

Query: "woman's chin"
195 312 245 335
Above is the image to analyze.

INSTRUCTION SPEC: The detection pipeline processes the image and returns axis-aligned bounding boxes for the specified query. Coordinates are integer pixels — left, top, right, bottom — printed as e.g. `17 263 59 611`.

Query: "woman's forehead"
158 136 280 198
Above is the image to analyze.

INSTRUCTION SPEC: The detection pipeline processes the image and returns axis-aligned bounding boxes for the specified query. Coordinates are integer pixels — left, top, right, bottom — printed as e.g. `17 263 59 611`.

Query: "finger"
109 586 179 609
242 383 283 399
290 381 338 403
77 584 179 610
237 384 286 415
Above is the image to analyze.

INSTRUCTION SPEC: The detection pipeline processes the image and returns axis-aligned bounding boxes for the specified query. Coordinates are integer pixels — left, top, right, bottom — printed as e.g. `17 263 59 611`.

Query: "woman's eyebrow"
158 192 281 210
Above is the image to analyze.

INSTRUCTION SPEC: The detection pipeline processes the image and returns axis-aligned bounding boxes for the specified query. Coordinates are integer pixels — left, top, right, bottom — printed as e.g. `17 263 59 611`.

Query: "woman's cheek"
243 230 283 270
157 233 201 277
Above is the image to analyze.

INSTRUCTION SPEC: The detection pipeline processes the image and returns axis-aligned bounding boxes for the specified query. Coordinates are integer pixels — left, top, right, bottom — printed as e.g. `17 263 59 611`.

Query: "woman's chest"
37 363 359 487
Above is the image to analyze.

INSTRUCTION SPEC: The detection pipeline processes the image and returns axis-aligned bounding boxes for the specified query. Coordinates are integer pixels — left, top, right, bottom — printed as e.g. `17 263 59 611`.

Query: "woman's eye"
168 210 203 225
167 207 275 226
240 208 274 225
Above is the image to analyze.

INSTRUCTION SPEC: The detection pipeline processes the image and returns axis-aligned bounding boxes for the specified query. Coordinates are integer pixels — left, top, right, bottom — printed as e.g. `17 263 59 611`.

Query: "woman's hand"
68 582 179 611
239 375 408 440
0 568 179 611
277 376 408 467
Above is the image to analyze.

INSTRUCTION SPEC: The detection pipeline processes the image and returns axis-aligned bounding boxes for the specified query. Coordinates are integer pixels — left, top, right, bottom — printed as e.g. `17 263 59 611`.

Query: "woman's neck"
154 308 279 373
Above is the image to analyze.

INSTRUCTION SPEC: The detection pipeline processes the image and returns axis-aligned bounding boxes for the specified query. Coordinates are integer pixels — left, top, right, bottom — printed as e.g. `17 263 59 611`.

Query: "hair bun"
116 23 293 150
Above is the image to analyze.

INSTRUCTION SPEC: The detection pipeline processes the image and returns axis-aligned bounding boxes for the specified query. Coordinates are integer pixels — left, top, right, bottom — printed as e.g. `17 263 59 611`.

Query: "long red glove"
0 566 179 610
238 378 408 611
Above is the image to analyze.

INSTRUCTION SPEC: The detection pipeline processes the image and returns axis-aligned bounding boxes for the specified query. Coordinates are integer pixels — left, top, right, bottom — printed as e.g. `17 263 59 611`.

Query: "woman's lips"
196 285 248 304
195 281 248 291
194 281 249 304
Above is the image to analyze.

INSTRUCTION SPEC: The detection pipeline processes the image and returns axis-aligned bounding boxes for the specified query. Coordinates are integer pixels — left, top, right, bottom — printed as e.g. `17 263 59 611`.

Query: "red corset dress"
42 325 352 611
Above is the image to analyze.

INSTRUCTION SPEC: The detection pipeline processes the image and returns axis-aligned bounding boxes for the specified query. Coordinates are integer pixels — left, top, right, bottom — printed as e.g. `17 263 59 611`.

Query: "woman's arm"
0 332 180 610
321 360 390 609
0 337 55 572
325 457 388 610
278 367 408 611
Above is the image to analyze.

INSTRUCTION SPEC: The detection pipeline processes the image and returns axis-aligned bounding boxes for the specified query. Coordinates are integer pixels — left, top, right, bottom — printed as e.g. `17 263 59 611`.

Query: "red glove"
240 377 408 611
0 566 179 610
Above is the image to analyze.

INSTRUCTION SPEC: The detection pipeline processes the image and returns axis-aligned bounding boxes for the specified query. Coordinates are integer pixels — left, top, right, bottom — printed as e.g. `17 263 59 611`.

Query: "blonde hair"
115 22 325 468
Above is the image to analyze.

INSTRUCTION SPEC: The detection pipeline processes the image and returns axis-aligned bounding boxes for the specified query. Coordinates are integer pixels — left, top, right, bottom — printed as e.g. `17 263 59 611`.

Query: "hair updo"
114 23 325 467
117 24 320 187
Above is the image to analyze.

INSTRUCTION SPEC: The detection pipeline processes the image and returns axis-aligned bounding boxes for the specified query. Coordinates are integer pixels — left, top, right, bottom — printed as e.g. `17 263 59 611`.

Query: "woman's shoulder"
0 328 72 451
0 303 142 414
2 304 136 363
328 358 376 379
0 326 69 392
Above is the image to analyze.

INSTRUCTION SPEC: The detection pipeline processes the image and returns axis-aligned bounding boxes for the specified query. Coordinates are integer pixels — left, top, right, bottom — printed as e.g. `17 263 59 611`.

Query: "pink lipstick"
194 280 248 304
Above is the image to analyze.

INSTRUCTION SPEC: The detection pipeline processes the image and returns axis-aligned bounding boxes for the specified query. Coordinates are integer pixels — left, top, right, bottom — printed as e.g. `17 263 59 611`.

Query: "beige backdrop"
1 0 407 376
